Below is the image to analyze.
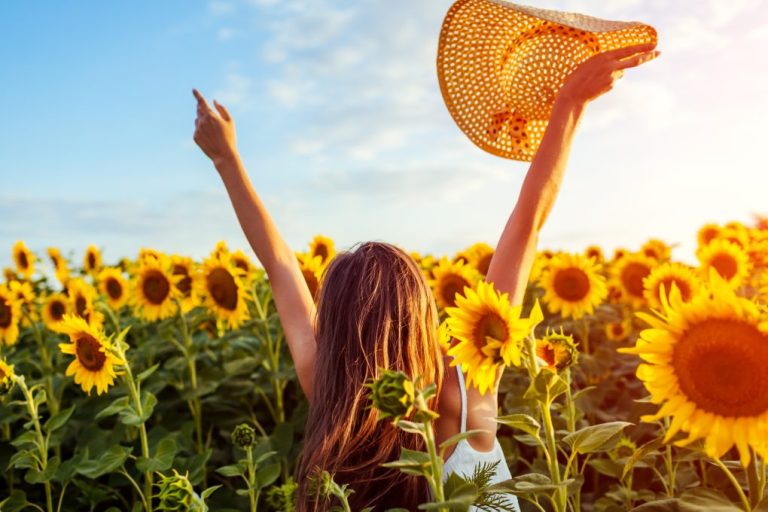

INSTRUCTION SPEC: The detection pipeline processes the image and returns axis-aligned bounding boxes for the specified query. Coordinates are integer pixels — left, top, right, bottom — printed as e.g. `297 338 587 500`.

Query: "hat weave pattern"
437 0 657 161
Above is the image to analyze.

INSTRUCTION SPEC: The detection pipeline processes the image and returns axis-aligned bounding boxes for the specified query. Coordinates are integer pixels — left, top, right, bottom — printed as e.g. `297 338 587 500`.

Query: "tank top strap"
455 362 468 433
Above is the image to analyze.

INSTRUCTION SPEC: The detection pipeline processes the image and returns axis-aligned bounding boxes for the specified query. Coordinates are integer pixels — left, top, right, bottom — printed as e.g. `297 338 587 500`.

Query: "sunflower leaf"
136 436 176 473
563 421 632 455
44 405 75 435
136 363 160 383
76 445 132 479
95 396 131 420
495 414 541 438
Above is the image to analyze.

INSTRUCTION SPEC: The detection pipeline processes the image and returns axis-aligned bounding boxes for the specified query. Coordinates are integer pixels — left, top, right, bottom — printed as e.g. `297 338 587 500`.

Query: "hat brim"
437 0 657 162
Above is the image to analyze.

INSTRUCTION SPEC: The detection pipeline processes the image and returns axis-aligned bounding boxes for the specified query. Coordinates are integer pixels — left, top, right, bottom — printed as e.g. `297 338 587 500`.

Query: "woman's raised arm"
192 89 317 402
461 44 659 448
486 43 660 306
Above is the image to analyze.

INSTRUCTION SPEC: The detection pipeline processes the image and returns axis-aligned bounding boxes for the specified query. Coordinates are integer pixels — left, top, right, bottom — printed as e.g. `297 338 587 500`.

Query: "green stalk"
178 310 204 455
662 417 676 497
16 377 54 512
246 447 258 512
747 449 763 507
119 351 153 512
713 457 751 512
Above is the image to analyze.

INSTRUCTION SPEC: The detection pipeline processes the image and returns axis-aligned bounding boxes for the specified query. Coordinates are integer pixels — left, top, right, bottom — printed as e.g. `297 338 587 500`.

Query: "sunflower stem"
713 457 751 512
177 308 204 460
415 392 446 510
14 376 54 512
747 448 762 507
119 346 154 512
661 417 677 497
246 446 258 512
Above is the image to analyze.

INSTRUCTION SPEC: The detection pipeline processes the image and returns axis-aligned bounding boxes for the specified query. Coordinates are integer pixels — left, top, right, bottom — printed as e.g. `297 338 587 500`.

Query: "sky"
1 0 767 274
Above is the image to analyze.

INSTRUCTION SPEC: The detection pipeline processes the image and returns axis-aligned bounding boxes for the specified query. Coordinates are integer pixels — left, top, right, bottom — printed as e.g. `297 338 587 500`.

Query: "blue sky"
2 0 768 274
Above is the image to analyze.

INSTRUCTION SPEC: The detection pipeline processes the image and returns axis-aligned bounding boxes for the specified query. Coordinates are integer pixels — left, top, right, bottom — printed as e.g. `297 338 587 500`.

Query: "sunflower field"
1 217 768 512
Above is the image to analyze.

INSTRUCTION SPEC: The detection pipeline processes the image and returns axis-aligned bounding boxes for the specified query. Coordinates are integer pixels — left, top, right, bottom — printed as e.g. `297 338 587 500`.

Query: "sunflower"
611 248 629 263
446 281 543 394
197 251 250 330
538 252 607 319
0 357 15 395
65 278 104 330
428 258 481 311
3 268 18 282
83 245 102 275
12 240 34 279
609 436 638 462
604 320 631 342
9 280 37 327
171 255 200 314
643 262 700 310
697 223 721 247
0 286 21 346
48 247 70 285
58 314 124 395
584 245 604 264
641 239 671 262
133 254 180 322
213 240 230 259
535 327 578 371
746 229 768 272
297 253 325 300
42 293 70 331
611 253 656 309
230 249 258 286
718 222 750 250
696 239 751 289
620 270 768 466
528 250 555 284
309 235 336 266
97 267 130 311
467 242 495 276
418 255 437 280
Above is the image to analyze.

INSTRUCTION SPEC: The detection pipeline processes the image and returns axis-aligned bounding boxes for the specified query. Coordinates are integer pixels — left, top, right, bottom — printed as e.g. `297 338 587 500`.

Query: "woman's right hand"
557 42 659 107
192 88 240 168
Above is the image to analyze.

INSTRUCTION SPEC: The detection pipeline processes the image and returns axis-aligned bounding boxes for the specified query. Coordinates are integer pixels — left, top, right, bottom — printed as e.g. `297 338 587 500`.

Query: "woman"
192 41 658 510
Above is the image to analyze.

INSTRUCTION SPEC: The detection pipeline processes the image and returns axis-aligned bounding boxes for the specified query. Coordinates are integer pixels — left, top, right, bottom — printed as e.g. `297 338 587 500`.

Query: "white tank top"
441 363 520 511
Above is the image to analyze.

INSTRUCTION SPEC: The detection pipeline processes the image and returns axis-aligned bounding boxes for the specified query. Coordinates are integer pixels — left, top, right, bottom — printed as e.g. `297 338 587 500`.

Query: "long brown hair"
296 241 444 511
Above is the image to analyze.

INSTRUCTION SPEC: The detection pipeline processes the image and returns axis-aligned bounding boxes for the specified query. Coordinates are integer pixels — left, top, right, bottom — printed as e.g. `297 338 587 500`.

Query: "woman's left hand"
192 88 240 168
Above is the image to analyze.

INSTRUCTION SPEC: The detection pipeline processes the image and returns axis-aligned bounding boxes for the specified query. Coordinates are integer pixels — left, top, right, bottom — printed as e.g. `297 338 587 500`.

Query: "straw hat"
437 0 657 161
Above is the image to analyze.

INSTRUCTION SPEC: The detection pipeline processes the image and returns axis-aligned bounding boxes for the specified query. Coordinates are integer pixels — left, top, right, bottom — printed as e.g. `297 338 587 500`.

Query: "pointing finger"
192 88 212 112
600 42 657 62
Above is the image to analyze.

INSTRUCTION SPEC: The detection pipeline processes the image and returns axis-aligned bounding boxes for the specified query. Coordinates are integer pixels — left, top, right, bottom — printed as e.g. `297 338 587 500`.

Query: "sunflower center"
536 341 556 367
75 334 107 372
621 262 651 298
477 254 493 276
472 312 508 349
612 324 625 337
75 296 87 317
106 279 123 300
18 251 29 269
142 270 170 305
440 275 470 308
207 268 238 311
172 265 192 296
553 267 590 301
50 301 66 321
673 318 768 417
710 253 738 280
0 366 6 380
314 245 328 261
0 298 12 328
234 259 250 275
657 278 691 302
87 253 96 270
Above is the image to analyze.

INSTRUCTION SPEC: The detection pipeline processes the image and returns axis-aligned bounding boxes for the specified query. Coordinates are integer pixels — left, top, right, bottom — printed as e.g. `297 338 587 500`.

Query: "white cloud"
213 72 252 108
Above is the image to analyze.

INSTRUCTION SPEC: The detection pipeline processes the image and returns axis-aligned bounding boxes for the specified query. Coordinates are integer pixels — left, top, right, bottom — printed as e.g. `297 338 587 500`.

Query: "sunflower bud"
266 477 298 511
231 423 256 449
155 470 207 511
0 360 16 396
535 328 578 371
367 369 415 421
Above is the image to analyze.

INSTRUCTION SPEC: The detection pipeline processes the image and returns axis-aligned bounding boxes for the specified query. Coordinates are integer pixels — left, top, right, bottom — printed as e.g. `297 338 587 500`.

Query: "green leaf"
139 391 157 421
136 436 176 473
10 431 38 449
572 386 597 401
0 490 29 512
394 420 424 435
622 436 664 481
201 485 222 500
95 396 130 420
136 363 160 383
381 448 431 477
270 422 293 456
54 450 88 482
563 421 632 455
631 499 680 511
44 405 75 434
495 414 541 438
216 462 247 478
678 488 742 512
8 450 38 470
488 473 573 494
438 429 486 451
256 463 281 488
77 445 132 478
25 456 60 484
